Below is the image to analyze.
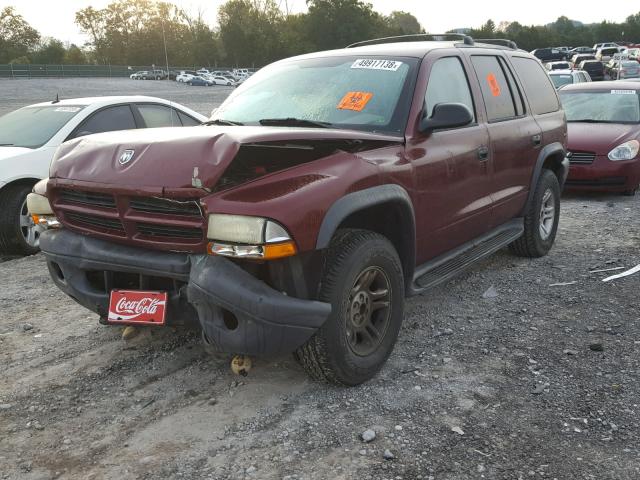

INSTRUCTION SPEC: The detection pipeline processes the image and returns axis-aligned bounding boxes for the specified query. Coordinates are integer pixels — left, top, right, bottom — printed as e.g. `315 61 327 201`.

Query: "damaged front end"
40 125 400 354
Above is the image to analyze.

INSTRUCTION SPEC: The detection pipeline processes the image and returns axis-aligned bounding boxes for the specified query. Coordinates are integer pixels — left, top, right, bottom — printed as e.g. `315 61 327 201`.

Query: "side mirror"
419 103 473 134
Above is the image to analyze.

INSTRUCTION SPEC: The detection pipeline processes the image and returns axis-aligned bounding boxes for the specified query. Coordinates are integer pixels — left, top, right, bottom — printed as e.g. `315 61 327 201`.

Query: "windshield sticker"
351 59 402 71
54 107 81 112
486 73 501 97
337 91 374 111
611 90 636 95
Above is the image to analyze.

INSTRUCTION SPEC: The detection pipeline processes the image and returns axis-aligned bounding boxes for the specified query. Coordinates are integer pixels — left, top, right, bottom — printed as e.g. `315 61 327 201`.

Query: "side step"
409 219 524 295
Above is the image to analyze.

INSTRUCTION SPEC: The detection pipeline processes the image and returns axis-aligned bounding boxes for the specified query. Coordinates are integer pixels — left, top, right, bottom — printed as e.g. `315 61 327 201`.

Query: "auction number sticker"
611 90 636 95
351 59 403 71
54 107 81 112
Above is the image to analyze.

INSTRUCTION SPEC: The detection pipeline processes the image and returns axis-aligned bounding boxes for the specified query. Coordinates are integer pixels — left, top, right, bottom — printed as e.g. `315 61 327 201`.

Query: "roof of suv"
285 40 526 63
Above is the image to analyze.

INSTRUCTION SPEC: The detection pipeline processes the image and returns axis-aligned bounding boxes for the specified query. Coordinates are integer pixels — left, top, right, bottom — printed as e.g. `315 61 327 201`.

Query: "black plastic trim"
316 184 416 287
523 142 568 215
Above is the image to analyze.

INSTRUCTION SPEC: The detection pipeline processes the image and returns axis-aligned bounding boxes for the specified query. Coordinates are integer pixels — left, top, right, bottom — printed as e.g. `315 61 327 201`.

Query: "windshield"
560 90 640 123
0 105 85 148
550 74 573 88
213 55 418 134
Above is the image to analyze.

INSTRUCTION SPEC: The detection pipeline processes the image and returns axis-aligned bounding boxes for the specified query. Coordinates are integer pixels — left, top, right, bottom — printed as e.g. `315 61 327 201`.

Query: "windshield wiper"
0 143 14 146
259 117 332 128
203 118 244 126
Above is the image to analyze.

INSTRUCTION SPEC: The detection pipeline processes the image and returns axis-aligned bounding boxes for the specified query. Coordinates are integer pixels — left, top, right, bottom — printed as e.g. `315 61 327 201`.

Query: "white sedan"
0 96 206 255
209 75 234 86
176 73 195 83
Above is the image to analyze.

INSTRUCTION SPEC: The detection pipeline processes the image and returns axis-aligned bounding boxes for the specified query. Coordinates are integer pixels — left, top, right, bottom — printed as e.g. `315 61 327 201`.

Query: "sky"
2 0 637 45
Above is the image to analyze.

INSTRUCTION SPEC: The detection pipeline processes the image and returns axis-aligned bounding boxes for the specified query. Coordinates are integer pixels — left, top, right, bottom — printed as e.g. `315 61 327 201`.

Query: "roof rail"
475 38 519 50
347 33 474 49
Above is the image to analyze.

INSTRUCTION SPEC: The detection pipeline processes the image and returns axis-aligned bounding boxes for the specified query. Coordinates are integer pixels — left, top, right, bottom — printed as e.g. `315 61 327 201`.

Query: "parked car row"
131 67 254 87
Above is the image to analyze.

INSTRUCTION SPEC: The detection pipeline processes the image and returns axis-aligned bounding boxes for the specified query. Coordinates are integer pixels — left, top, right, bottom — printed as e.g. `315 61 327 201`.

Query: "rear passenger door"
467 53 542 226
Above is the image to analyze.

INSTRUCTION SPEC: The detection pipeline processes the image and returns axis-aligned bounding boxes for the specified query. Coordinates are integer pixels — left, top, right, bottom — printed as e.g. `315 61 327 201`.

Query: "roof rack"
475 38 519 50
347 33 474 49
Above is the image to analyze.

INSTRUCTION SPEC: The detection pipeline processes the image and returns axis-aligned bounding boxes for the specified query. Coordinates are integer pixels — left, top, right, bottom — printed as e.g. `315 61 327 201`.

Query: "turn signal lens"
263 241 297 259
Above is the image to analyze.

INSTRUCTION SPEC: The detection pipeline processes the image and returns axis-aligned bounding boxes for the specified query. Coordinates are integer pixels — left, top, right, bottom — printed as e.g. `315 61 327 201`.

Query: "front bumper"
566 155 640 192
40 229 331 356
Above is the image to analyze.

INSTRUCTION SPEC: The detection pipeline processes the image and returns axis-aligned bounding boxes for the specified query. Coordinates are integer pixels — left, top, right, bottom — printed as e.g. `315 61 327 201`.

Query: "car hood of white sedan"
0 146 35 160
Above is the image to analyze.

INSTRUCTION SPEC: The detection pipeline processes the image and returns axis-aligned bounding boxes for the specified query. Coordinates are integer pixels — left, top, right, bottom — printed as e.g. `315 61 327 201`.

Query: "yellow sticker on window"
337 91 373 112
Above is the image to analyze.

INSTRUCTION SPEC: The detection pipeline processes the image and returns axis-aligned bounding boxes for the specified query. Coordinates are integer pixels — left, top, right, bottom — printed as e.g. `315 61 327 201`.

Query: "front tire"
0 184 41 256
510 169 560 258
295 229 404 386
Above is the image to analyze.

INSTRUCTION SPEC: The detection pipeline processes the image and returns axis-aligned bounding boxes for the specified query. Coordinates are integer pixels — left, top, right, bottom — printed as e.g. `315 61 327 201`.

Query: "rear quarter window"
510 57 560 115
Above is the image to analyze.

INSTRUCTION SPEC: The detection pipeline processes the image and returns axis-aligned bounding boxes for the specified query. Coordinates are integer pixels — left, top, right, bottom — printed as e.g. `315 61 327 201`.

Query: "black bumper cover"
40 229 331 356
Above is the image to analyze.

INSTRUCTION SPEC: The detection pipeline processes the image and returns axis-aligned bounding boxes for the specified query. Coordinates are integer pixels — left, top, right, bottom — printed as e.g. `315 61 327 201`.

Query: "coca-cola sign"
108 290 167 325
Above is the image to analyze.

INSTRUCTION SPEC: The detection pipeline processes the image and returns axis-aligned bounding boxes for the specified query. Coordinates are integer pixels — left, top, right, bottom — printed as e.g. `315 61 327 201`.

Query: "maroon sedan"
560 81 640 195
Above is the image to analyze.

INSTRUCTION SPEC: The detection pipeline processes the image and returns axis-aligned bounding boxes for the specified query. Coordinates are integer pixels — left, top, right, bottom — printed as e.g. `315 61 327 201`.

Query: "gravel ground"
0 77 233 118
1 192 639 480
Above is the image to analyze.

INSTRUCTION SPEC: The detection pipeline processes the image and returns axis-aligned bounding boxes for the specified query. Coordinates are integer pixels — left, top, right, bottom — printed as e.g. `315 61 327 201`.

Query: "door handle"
532 134 542 146
477 146 489 161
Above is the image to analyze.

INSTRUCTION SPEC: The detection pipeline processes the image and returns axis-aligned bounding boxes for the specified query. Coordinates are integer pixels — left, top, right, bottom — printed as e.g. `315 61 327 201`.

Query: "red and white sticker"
108 290 167 325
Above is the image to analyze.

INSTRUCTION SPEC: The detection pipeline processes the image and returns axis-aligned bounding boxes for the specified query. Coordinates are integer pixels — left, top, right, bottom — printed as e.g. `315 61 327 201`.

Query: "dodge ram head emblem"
119 149 135 165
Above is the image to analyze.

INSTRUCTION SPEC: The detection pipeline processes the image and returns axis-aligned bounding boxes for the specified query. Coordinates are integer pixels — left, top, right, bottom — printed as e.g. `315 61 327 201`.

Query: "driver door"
407 53 494 263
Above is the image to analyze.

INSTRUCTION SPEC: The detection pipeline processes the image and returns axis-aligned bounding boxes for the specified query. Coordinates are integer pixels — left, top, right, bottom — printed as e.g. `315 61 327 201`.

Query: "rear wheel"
295 229 404 385
0 184 41 256
510 169 560 258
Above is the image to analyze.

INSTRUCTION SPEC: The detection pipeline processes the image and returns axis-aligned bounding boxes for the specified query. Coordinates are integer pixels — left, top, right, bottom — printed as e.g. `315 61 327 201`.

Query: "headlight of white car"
608 140 640 161
206 214 296 260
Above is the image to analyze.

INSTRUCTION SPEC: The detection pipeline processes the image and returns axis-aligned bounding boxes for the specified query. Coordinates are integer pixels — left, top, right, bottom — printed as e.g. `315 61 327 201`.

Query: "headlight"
26 191 61 229
206 214 296 260
608 140 639 161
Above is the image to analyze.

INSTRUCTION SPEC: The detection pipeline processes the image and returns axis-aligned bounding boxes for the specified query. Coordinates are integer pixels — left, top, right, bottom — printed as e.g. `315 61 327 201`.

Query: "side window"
74 105 136 137
137 104 181 128
470 56 516 121
498 57 525 116
425 56 475 122
511 57 560 115
178 111 201 126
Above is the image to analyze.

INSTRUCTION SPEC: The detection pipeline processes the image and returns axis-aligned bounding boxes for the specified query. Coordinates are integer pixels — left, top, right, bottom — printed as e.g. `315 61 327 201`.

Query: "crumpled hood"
567 122 640 156
0 146 34 161
50 125 401 190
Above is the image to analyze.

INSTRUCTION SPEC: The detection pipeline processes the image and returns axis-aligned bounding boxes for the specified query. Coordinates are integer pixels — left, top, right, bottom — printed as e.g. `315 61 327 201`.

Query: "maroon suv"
35 35 568 385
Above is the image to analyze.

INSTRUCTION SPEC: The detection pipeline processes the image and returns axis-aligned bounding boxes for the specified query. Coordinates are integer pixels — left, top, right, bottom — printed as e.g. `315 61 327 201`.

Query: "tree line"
1 1 640 68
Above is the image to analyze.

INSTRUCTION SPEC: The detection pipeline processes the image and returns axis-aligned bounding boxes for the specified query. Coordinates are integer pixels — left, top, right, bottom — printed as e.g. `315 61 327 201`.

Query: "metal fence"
0 64 252 79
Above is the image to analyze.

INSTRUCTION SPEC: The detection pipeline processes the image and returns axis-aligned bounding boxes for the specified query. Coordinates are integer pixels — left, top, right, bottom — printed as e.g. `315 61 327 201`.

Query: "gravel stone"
361 429 376 443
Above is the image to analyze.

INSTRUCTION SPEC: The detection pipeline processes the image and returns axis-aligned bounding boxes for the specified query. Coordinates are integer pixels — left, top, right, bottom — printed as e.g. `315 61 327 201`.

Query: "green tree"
33 38 66 64
0 7 40 63
218 0 285 66
385 11 423 36
304 0 389 50
64 44 88 65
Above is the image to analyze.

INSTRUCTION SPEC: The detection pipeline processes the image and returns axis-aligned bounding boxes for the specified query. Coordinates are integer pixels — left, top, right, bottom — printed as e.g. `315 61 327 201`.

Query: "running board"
409 219 524 296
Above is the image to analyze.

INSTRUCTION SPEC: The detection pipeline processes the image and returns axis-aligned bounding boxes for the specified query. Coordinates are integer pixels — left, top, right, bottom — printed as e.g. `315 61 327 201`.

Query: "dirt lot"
1 190 639 480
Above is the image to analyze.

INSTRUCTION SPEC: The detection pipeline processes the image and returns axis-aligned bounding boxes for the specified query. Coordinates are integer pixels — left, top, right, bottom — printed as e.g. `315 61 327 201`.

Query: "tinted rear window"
510 57 560 115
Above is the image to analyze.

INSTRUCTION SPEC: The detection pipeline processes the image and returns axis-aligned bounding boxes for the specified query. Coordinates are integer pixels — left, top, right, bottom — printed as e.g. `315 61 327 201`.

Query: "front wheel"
0 184 42 256
510 169 560 258
295 229 404 386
